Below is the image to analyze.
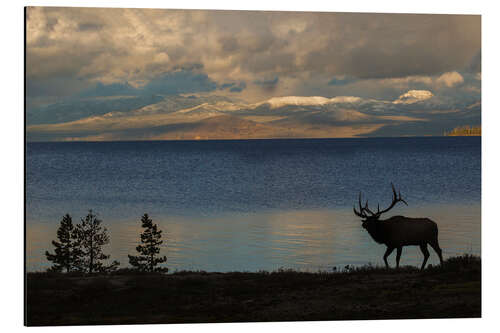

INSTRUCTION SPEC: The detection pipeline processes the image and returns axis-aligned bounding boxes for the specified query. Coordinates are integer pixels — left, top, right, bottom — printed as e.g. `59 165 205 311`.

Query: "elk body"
353 184 443 270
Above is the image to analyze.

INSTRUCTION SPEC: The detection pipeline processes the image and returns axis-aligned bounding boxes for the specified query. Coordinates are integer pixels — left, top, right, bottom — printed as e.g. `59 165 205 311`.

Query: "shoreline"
26 135 481 144
26 255 481 326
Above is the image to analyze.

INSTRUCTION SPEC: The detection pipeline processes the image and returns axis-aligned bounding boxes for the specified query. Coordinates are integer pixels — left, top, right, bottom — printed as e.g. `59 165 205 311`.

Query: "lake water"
26 137 481 272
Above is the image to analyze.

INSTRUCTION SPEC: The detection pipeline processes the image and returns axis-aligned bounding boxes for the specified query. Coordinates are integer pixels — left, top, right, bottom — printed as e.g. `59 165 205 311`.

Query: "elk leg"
419 244 430 270
383 247 395 269
396 247 403 268
429 240 444 266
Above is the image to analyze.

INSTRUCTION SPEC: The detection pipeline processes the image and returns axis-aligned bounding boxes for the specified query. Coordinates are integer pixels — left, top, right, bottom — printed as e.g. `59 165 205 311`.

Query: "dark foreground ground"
26 255 480 326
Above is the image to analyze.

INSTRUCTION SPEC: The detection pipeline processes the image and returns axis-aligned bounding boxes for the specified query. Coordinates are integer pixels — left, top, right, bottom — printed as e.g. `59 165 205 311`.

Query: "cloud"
230 82 247 93
436 72 465 88
26 8 480 102
58 69 218 98
79 81 138 97
27 76 90 99
142 70 217 95
219 81 247 93
77 22 104 32
467 51 481 73
393 90 434 104
254 77 279 89
328 76 357 86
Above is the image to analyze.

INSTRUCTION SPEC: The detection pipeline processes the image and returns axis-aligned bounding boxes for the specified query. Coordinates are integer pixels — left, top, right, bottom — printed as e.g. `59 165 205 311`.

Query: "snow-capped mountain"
259 96 361 109
26 90 480 141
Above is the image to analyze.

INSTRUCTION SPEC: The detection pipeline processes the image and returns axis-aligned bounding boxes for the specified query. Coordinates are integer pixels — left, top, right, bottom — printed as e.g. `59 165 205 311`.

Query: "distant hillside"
154 115 290 140
444 126 481 136
27 93 482 141
141 115 380 141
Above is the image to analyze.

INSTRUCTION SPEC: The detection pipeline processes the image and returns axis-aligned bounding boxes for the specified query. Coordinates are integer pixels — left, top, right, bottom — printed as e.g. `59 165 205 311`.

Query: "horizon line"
25 134 482 144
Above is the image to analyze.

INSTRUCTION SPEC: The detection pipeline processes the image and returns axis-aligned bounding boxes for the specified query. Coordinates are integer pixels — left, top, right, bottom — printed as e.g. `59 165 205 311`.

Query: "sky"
26 7 481 141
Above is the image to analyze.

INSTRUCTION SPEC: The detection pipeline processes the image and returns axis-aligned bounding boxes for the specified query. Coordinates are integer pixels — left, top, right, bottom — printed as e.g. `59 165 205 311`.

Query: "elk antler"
375 183 408 217
353 184 408 219
353 192 370 218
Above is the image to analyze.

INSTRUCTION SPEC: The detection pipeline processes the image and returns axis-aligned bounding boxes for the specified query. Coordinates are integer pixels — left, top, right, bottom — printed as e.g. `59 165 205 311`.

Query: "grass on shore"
26 255 481 326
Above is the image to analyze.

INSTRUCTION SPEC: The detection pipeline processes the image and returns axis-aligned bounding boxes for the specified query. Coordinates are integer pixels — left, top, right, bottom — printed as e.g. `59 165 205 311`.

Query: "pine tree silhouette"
45 214 78 272
128 214 168 272
73 210 119 273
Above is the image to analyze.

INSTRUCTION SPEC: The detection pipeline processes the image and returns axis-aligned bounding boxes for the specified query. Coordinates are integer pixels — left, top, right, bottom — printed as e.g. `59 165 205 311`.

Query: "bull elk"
353 184 443 270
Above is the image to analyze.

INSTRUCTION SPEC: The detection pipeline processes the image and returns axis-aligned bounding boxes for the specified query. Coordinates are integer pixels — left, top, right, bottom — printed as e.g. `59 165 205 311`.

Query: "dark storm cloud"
82 69 220 97
219 81 247 93
218 36 239 53
219 83 234 90
26 7 480 137
26 8 480 101
230 82 247 93
79 81 138 97
254 77 279 88
328 77 357 86
467 51 481 73
142 70 217 95
77 22 104 31
308 13 479 79
27 76 90 99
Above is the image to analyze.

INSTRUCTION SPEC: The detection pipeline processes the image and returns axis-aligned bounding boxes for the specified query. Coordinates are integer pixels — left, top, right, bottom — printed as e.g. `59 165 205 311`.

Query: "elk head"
353 183 408 229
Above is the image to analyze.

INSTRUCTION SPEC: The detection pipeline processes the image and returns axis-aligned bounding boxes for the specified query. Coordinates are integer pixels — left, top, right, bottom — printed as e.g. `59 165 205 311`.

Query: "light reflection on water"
27 203 480 272
26 138 480 272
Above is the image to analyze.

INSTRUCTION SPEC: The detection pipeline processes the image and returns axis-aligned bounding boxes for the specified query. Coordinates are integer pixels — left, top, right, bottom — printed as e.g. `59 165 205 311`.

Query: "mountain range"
26 91 481 141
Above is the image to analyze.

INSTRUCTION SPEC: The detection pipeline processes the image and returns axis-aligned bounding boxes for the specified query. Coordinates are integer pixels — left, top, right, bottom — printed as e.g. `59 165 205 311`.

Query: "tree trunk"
150 238 154 272
89 235 94 274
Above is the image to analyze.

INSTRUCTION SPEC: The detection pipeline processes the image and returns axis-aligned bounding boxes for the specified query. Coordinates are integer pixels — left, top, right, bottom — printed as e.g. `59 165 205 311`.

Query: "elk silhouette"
353 184 443 270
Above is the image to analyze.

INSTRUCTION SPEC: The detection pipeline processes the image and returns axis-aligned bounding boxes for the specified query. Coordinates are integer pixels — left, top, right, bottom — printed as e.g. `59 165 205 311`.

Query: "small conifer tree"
45 214 78 272
73 210 119 273
128 214 168 272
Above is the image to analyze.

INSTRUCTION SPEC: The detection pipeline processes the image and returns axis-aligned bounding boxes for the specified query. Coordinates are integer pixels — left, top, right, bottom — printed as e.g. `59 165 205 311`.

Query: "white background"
1 0 498 332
